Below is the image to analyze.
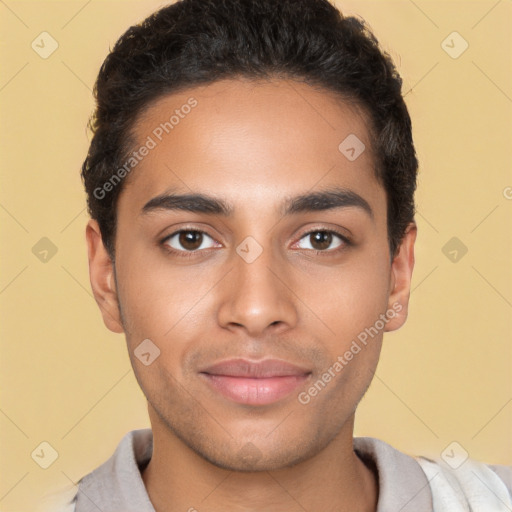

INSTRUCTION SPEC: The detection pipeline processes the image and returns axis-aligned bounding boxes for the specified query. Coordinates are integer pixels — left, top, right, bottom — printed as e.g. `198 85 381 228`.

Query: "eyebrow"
141 186 373 219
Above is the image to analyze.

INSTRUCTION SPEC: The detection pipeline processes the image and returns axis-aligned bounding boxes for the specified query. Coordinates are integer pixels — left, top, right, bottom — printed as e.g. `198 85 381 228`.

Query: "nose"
217 241 299 337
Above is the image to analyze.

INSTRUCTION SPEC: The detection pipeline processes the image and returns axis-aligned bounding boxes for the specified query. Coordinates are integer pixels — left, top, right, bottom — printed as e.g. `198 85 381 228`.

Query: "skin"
86 78 416 512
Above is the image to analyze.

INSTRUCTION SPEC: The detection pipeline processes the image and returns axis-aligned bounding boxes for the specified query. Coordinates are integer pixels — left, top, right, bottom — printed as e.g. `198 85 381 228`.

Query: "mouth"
198 358 312 406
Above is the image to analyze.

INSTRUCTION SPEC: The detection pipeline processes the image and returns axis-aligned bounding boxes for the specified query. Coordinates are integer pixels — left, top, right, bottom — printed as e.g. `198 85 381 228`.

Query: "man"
60 0 512 510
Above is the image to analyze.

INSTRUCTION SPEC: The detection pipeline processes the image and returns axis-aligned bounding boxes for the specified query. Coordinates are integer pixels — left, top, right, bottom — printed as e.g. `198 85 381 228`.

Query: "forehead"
119 78 384 216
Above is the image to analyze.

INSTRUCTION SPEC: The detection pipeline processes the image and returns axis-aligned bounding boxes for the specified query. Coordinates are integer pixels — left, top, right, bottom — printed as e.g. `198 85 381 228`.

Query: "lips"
199 358 311 405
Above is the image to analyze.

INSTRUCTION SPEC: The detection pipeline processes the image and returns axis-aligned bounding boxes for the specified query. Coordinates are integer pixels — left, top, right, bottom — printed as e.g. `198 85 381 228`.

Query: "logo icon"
236 236 263 264
31 441 59 469
32 237 58 263
441 441 469 469
31 32 59 59
442 237 468 263
134 339 161 366
441 32 469 59
338 134 366 161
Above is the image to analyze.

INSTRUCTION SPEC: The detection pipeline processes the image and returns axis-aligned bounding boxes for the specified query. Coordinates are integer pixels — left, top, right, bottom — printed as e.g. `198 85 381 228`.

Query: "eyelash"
160 227 351 259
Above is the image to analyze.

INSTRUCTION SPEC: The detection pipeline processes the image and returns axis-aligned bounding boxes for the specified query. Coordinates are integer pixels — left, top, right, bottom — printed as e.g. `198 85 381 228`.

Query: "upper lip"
199 358 312 378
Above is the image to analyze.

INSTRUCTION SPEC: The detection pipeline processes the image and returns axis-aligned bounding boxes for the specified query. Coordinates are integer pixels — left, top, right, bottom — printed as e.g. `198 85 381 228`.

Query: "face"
87 78 416 471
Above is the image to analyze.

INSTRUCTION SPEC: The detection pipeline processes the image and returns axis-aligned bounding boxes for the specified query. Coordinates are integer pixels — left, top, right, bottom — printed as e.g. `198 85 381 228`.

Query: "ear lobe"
385 222 417 333
85 219 125 334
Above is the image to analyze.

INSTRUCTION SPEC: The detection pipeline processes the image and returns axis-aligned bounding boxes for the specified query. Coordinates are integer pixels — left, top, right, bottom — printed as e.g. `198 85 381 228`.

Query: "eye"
163 229 218 253
160 227 350 258
295 230 347 252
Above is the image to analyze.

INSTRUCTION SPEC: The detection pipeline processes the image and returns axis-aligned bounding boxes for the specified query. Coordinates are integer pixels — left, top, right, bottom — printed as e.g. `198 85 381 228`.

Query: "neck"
142 411 378 512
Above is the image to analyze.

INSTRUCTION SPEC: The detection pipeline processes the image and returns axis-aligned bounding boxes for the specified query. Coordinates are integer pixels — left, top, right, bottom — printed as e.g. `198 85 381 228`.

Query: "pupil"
180 231 202 250
311 231 331 250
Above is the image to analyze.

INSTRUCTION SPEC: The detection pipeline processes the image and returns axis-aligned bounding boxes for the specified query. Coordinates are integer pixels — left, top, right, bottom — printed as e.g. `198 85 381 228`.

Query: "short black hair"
82 0 418 259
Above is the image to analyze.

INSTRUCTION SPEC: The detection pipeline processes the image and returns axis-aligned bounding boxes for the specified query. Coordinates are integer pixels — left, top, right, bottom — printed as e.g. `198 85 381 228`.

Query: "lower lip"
200 374 309 405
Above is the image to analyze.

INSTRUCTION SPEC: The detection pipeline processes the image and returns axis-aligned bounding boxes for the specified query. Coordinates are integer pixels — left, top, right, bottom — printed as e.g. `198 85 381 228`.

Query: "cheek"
115 243 225 378
118 261 208 393
297 258 388 416
300 248 391 344
116 240 199 325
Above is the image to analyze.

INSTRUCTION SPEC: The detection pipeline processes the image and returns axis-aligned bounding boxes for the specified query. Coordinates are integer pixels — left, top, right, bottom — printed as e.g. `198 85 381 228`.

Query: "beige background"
1 0 511 510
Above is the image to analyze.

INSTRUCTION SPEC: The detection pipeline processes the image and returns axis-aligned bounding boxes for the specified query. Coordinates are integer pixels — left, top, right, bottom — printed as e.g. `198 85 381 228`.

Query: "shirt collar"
74 429 432 512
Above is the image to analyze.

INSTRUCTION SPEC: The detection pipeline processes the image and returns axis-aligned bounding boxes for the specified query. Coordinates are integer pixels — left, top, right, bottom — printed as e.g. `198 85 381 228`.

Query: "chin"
186 435 322 472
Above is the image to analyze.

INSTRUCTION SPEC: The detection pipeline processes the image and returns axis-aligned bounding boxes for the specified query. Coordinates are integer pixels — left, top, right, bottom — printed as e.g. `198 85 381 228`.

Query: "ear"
384 222 417 332
85 219 124 334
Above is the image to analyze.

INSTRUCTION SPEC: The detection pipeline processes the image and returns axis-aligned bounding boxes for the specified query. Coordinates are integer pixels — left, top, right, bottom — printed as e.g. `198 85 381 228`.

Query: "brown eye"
310 231 332 250
297 230 344 252
179 231 203 250
164 230 216 252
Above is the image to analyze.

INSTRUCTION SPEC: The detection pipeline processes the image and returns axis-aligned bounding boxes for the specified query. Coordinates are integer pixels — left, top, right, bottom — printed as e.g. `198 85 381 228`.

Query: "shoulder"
38 429 153 512
415 455 512 511
71 429 154 511
489 463 512 492
354 437 512 511
353 436 433 511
